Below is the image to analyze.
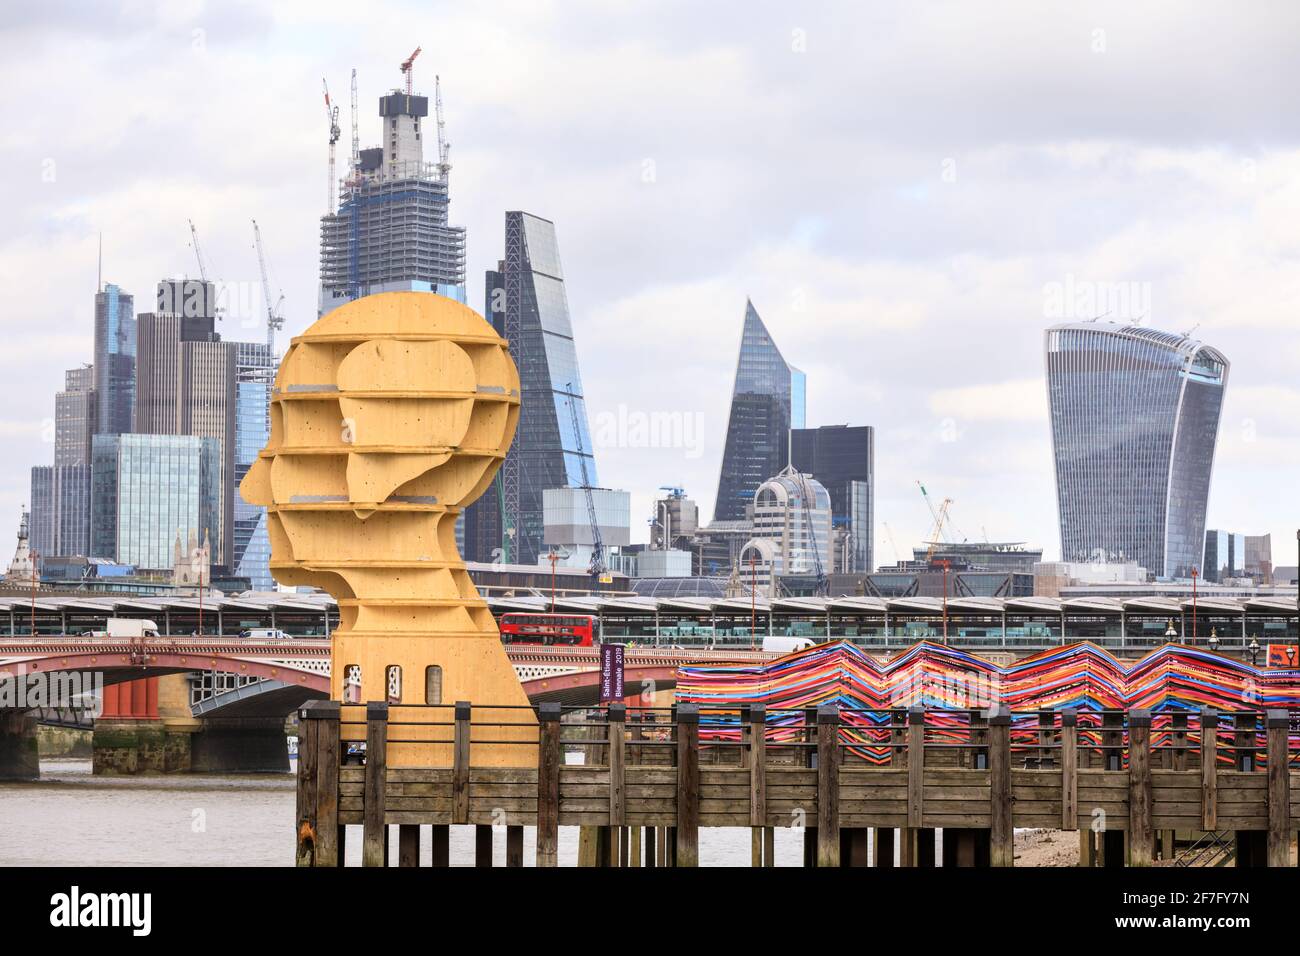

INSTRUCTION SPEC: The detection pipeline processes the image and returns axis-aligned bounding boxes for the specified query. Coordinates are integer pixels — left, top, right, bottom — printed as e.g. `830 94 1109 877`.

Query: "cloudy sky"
2 0 1298 568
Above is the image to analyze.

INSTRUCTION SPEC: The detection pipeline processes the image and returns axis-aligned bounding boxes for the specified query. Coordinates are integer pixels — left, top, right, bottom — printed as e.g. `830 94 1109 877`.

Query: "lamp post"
1190 565 1198 643
1208 629 1219 655
938 559 951 644
1248 636 1260 667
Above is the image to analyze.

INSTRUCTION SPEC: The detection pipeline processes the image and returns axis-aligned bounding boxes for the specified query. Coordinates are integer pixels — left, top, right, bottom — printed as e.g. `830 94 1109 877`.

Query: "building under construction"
318 51 466 315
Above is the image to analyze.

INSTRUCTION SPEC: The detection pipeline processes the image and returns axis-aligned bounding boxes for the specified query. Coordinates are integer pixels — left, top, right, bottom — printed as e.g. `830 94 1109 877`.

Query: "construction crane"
322 78 341 213
349 68 360 175
919 488 954 564
400 46 422 94
250 219 284 353
882 521 902 565
186 219 211 282
565 383 606 584
434 74 451 182
795 471 828 595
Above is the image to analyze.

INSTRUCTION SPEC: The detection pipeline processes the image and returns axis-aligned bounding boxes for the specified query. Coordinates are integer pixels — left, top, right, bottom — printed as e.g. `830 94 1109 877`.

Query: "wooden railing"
294 701 1299 868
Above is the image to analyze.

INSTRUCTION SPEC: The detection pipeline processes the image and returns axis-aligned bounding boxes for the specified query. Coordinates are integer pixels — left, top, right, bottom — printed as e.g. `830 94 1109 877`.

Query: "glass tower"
473 211 598 567
713 300 805 522
1045 322 1229 579
791 424 874 573
90 434 220 571
233 341 275 589
93 283 135 435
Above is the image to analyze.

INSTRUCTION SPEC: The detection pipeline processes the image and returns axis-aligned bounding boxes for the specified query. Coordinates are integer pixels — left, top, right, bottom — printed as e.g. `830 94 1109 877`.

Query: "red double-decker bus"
499 613 596 647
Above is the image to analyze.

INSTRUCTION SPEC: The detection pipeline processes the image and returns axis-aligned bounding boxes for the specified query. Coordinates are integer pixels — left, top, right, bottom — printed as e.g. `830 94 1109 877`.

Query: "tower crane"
434 74 451 182
251 219 284 353
349 68 360 175
400 47 422 94
187 219 211 282
565 383 605 585
322 79 341 213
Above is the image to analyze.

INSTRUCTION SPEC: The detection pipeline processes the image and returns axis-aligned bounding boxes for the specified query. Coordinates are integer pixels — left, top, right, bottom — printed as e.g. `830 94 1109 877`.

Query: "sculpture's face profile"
241 292 536 762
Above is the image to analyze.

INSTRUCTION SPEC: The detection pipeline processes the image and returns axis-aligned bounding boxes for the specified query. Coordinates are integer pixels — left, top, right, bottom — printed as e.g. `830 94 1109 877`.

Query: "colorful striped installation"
676 641 1300 765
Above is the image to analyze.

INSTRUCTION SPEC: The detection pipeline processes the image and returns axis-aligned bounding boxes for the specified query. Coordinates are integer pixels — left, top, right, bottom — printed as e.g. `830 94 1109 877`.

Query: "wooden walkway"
294 702 1299 867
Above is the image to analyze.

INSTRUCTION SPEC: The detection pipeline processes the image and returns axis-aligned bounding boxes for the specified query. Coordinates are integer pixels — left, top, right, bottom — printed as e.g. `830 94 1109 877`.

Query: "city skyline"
2 2 1298 566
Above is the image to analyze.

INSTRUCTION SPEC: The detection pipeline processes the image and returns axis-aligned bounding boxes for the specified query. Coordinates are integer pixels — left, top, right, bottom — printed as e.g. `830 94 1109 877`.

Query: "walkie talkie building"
1045 323 1229 579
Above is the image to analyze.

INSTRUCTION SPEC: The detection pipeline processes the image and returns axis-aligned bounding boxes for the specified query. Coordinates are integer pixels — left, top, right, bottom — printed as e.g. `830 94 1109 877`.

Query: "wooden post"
988 705 1012 867
475 825 493 867
1266 710 1291 867
362 701 388 867
1200 708 1218 832
315 700 340 868
536 702 561 867
608 703 626 831
749 704 768 867
804 705 818 864
1127 709 1153 866
1061 708 1078 830
398 826 419 867
295 702 320 867
907 706 924 831
452 700 471 826
430 824 449 867
675 704 700 866
1038 710 1054 767
506 825 524 867
816 704 841 867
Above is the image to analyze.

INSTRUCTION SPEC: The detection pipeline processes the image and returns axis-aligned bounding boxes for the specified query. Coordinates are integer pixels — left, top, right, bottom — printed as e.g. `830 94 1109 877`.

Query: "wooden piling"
1201 708 1218 832
452 701 471 826
362 702 388 867
1060 708 1078 830
398 825 418 867
816 704 841 867
608 703 626 832
475 825 493 867
988 706 1012 867
315 700 340 868
1266 710 1291 867
675 703 700 866
1127 709 1153 866
749 704 767 867
536 702 561 867
295 702 320 867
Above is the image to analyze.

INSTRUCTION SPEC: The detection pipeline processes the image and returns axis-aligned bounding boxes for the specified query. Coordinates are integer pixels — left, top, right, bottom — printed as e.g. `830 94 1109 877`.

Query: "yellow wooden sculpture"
240 292 534 765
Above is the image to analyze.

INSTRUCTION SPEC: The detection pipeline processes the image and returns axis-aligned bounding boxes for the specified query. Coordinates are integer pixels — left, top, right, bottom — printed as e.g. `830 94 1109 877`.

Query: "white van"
239 628 291 641
761 635 817 654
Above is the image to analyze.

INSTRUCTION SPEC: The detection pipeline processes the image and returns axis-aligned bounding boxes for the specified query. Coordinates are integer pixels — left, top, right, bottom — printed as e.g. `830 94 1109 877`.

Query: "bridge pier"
92 719 193 774
190 716 290 772
0 710 39 781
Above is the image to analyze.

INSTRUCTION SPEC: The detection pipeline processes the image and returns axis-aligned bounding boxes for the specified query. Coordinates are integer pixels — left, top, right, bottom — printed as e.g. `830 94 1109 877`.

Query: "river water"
0 759 820 867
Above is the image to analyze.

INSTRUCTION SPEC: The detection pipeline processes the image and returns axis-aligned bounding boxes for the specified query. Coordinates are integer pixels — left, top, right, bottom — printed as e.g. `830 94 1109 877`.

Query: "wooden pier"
294 701 1299 867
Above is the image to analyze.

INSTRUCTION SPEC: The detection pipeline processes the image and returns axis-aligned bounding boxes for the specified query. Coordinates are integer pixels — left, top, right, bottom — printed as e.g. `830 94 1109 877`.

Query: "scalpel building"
1045 323 1229 580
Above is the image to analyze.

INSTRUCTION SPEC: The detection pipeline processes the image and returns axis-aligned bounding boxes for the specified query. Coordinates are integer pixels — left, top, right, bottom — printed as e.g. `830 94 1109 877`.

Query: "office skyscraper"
93 283 135 435
30 465 91 559
135 280 237 568
54 366 95 467
713 300 805 523
464 212 598 566
233 341 275 589
1045 322 1229 579
791 424 874 573
90 434 220 572
318 83 466 315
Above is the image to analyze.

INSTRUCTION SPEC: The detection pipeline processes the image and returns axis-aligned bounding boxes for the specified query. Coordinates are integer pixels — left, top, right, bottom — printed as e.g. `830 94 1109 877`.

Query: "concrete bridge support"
0 710 39 781
190 717 290 772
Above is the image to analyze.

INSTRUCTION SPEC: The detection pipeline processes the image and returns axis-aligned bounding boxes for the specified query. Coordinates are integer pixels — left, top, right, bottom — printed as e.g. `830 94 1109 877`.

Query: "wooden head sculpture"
241 292 534 764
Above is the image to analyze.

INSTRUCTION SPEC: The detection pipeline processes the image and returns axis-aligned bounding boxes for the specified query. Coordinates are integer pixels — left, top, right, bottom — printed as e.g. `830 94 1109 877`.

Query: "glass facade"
233 342 275 589
1046 323 1229 579
714 300 804 522
791 425 875 573
30 465 91 560
490 212 599 566
93 283 135 435
90 434 220 571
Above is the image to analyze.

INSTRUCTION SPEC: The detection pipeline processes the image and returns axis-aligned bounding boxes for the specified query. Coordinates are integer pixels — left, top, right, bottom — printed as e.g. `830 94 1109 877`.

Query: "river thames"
0 759 815 866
